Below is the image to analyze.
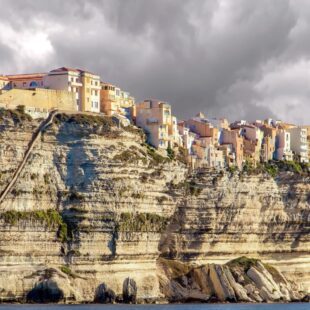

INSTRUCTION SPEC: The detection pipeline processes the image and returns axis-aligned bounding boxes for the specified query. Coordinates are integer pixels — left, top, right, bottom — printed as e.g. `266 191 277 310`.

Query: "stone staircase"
0 109 59 205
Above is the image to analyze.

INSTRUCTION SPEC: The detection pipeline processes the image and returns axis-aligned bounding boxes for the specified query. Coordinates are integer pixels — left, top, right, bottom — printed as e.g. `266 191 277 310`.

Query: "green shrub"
227 256 260 272
118 212 169 233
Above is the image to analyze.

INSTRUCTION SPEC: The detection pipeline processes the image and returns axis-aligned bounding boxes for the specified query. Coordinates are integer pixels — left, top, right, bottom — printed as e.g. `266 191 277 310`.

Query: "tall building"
100 82 135 118
287 127 309 163
275 130 293 161
136 99 178 149
44 67 100 112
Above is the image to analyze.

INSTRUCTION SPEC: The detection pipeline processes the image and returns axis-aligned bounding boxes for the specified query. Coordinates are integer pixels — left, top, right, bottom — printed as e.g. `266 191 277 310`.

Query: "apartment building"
287 127 309 163
275 130 293 161
44 67 100 112
221 129 244 168
136 99 177 149
100 82 135 118
185 113 219 144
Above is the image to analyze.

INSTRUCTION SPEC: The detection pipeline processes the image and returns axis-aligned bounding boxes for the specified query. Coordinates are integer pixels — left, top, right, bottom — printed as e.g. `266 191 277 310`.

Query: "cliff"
0 110 309 303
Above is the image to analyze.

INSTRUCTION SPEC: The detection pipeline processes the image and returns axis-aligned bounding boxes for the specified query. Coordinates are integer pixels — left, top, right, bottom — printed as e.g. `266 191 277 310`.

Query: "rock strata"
0 110 309 303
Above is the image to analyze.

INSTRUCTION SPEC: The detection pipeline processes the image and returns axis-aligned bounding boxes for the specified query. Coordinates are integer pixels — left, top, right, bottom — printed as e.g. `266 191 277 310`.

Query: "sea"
0 304 308 310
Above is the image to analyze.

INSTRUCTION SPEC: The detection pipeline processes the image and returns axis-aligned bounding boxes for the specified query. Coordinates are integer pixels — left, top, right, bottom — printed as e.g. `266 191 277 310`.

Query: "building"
3 67 101 113
136 99 177 149
100 82 135 118
44 67 100 112
303 126 310 162
275 130 293 161
192 137 225 169
287 127 309 163
185 113 219 144
221 129 244 168
178 121 196 151
6 73 45 90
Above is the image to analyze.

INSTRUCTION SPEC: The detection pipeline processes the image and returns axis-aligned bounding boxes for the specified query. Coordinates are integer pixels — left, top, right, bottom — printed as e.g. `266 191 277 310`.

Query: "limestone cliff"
0 110 309 303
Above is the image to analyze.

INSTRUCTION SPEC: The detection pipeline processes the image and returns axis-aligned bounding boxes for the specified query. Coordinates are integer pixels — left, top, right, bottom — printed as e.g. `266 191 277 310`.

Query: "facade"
44 67 100 113
100 82 135 118
6 73 45 90
185 113 219 143
221 129 244 168
287 127 309 163
275 130 293 161
136 99 176 149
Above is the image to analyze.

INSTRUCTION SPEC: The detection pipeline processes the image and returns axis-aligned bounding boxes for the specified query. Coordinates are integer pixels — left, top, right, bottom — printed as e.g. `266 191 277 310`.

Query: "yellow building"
44 67 101 113
100 82 135 118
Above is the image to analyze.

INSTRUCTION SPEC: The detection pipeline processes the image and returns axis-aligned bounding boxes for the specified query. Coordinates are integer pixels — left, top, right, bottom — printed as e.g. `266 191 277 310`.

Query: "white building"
287 127 309 163
275 130 293 161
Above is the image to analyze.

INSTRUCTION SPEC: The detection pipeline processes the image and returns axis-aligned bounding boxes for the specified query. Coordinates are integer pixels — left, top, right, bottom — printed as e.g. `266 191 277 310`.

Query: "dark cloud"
0 0 309 124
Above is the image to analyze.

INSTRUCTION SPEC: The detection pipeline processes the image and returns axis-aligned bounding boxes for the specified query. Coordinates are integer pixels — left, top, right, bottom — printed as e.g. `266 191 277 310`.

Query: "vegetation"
158 257 192 279
113 149 147 165
166 145 175 160
54 113 120 138
0 209 68 242
118 212 169 233
146 144 168 165
241 160 309 178
60 265 76 278
227 256 260 272
0 106 32 123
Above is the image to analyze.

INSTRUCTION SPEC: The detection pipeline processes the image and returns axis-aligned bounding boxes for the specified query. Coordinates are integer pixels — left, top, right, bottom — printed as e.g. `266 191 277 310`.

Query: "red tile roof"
6 73 46 81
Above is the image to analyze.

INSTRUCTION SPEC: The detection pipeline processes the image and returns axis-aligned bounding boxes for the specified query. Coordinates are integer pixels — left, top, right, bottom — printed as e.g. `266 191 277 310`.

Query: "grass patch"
118 212 169 233
227 256 260 272
0 209 68 242
158 257 192 279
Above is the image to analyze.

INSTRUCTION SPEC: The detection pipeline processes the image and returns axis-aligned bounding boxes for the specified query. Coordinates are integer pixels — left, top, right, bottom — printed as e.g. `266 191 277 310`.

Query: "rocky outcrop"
0 110 309 303
158 257 304 303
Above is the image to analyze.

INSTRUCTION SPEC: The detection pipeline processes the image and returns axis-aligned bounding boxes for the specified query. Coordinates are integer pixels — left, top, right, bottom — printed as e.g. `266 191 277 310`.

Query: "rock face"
0 111 309 303
158 257 304 302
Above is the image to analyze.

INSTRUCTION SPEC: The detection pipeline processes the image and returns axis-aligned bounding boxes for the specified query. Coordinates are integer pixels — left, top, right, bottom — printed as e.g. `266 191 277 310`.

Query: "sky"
0 0 310 124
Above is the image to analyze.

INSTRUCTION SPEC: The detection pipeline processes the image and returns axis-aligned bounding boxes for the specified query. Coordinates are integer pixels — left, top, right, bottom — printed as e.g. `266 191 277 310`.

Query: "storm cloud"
0 0 310 124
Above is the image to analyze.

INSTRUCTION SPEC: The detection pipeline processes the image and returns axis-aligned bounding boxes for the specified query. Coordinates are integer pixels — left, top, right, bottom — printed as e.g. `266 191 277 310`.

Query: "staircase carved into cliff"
0 109 59 205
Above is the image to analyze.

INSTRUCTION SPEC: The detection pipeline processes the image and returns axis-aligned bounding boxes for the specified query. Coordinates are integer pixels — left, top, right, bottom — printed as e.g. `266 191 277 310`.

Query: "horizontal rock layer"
0 112 309 303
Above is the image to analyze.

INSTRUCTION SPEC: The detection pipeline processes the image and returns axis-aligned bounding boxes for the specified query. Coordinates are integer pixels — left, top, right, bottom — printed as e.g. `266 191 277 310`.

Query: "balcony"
69 80 82 87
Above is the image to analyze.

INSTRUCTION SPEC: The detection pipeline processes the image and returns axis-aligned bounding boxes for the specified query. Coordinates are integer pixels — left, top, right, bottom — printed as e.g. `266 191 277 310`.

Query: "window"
94 90 98 96
29 81 38 88
71 77 74 82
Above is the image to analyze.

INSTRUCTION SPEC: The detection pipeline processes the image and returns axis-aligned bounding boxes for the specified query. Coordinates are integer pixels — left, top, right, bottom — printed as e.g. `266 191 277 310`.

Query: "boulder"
123 277 137 304
94 283 116 303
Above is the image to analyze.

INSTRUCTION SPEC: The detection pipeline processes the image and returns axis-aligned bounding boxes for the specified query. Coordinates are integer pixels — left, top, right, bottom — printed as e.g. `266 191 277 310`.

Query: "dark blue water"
0 304 308 310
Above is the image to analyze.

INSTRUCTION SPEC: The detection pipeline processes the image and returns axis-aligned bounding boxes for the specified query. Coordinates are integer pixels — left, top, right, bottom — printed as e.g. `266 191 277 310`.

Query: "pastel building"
275 130 293 161
178 121 196 151
3 67 101 113
192 137 225 169
287 127 309 163
136 99 178 149
44 67 100 112
6 73 45 89
221 129 244 168
100 82 135 118
185 113 219 144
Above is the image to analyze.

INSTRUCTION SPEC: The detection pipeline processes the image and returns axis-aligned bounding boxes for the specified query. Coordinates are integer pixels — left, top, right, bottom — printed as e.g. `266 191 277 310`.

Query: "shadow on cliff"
26 280 64 303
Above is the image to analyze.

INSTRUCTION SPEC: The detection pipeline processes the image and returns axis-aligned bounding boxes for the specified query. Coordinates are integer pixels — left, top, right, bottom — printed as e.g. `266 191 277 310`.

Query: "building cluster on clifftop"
0 67 309 169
